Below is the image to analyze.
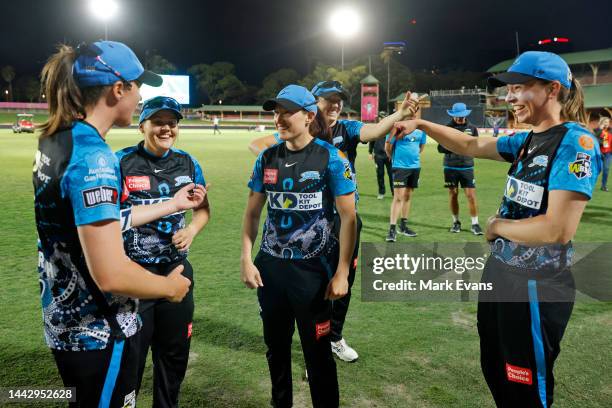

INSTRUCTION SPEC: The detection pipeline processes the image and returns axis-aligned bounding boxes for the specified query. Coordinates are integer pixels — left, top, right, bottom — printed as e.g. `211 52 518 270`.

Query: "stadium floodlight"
89 0 119 40
329 7 361 70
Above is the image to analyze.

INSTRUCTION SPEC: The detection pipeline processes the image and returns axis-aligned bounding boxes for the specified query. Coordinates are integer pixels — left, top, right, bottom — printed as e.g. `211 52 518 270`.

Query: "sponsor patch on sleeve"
568 152 592 180
506 363 532 385
82 186 118 208
578 135 594 150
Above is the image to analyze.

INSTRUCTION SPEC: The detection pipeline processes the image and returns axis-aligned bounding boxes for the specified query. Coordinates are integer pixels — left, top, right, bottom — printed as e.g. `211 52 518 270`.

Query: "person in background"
384 117 426 241
369 113 393 199
594 116 611 191
212 115 221 134
438 102 484 235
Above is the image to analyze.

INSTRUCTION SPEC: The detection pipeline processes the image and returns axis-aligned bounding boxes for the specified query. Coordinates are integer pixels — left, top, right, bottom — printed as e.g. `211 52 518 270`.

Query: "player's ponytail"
39 44 107 138
310 110 331 143
559 77 588 126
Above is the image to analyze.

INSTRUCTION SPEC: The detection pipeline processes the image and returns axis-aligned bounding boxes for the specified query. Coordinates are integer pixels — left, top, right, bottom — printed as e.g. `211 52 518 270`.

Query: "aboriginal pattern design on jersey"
116 142 206 264
248 138 355 260
492 123 601 268
34 121 138 351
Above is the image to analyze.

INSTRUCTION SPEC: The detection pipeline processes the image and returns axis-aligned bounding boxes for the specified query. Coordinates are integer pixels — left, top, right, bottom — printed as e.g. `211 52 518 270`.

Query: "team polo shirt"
116 142 206 265
491 122 602 268
386 130 427 169
248 138 355 259
33 121 139 351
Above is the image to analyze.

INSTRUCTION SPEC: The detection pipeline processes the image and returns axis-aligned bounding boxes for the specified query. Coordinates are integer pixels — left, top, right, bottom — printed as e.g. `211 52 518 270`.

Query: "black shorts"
444 168 475 189
392 168 420 189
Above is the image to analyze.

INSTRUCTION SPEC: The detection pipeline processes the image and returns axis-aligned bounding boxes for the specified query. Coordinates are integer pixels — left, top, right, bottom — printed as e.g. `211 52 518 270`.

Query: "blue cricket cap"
447 102 472 118
73 41 162 88
263 85 318 113
488 51 572 89
139 96 183 124
310 80 348 101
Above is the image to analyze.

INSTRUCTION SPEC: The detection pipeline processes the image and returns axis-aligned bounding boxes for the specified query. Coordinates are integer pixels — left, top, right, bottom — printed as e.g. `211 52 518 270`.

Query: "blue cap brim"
447 110 472 117
487 72 535 88
139 107 183 124
263 98 305 112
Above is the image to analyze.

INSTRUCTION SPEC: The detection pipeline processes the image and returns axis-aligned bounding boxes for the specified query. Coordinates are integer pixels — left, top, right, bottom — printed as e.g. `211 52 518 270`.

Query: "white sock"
471 216 479 225
452 214 459 223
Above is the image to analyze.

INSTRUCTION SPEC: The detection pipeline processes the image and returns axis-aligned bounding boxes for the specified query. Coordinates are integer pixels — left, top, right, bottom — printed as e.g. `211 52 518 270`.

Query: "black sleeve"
368 141 374 154
472 125 479 136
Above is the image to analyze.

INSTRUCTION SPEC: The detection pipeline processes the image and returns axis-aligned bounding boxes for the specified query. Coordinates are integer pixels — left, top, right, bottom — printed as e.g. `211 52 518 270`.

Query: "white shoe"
331 338 359 362
377 194 384 200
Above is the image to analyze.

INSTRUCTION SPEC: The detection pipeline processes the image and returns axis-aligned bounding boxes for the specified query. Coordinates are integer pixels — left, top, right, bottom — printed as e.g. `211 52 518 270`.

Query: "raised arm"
393 119 504 161
248 134 278 156
359 92 419 143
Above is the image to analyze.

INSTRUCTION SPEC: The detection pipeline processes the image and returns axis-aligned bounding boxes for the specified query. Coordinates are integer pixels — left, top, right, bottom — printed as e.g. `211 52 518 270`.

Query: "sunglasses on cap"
313 80 346 93
142 96 181 111
75 42 137 86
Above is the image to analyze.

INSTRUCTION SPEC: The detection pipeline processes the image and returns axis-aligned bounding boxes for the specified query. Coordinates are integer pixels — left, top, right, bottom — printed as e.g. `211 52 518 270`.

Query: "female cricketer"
34 41 201 407
116 96 210 407
241 84 356 407
393 51 602 407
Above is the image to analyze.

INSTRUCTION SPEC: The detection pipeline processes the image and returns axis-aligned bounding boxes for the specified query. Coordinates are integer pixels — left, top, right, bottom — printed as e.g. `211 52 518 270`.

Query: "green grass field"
0 129 611 407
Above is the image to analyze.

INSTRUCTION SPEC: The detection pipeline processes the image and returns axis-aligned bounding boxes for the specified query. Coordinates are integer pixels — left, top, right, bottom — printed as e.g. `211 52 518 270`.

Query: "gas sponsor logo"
578 134 594 150
506 363 532 385
504 176 544 210
82 186 118 208
568 152 592 180
125 176 151 191
264 168 278 184
267 191 323 211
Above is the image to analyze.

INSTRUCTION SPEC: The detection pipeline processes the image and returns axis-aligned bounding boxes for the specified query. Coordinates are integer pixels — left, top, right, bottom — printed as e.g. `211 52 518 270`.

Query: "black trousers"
329 213 362 342
477 256 575 407
136 259 194 408
53 335 140 408
255 252 338 408
374 156 393 195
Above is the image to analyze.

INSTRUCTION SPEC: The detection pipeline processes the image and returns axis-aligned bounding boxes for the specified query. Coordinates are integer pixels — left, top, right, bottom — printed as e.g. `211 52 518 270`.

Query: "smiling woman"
392 51 603 407
115 96 211 407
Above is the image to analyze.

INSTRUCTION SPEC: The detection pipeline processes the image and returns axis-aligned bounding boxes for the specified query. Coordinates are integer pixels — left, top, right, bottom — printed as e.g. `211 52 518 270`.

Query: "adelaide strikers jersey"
116 141 205 265
330 119 364 172
248 138 355 259
491 122 601 268
33 121 139 351
386 130 427 169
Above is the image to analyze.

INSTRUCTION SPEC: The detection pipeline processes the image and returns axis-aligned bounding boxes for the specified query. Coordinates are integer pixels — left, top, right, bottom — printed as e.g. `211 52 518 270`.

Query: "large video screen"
140 75 190 105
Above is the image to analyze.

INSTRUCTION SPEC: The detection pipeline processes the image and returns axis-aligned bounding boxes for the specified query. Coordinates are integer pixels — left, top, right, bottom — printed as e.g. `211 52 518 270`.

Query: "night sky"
2 0 610 84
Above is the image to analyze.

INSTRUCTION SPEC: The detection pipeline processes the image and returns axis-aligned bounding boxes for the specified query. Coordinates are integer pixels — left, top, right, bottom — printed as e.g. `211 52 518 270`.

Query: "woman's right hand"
391 120 420 140
165 264 192 302
173 183 208 211
241 259 264 289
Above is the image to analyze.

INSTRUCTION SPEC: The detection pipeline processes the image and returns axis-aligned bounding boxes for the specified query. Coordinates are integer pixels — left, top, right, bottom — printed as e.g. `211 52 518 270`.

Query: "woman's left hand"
325 272 349 300
485 215 500 242
173 225 197 251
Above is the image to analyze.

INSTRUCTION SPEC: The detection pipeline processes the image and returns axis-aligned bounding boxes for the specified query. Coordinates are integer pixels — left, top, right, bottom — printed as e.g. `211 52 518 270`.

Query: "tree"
1 66 16 101
299 62 367 108
145 54 177 75
188 62 238 104
14 75 40 102
257 68 300 102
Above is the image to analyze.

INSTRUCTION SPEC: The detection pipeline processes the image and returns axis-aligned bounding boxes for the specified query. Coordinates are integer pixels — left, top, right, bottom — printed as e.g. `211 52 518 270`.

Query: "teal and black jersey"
248 138 355 259
116 141 205 265
492 122 602 269
330 119 364 173
33 121 139 351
